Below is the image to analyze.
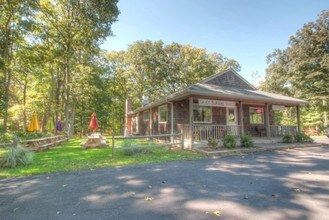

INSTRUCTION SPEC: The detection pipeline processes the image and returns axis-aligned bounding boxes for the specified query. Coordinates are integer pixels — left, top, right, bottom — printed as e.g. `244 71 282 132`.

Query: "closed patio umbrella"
56 120 62 131
27 113 40 132
89 113 98 133
46 119 55 132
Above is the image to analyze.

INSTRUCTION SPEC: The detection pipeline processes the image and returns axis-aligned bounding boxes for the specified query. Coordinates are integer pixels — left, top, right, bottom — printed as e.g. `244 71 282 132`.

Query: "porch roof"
130 83 307 114
188 83 307 105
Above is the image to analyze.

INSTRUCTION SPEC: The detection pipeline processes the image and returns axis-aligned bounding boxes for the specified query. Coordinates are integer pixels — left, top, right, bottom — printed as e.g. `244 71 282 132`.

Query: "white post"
170 102 174 143
150 107 152 136
239 101 244 136
189 97 193 150
265 103 271 138
297 105 301 133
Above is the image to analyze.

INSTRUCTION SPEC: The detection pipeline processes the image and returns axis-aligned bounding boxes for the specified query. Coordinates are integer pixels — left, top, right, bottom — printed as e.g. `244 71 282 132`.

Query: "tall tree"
107 40 241 110
260 10 329 128
37 0 119 136
287 10 329 101
0 0 36 132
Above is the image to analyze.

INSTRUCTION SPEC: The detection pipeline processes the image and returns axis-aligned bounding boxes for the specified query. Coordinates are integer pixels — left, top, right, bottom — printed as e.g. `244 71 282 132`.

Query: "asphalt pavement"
1 145 329 220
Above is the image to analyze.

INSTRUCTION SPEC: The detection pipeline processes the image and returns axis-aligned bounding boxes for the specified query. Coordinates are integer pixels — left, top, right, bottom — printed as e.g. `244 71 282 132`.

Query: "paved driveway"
1 146 329 220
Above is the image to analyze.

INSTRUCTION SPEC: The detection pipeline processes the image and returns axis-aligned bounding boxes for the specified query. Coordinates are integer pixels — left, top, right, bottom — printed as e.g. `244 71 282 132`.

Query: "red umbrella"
89 113 98 131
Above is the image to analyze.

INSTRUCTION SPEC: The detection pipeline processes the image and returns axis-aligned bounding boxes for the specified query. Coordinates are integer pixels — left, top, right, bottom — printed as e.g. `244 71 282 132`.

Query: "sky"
101 0 328 84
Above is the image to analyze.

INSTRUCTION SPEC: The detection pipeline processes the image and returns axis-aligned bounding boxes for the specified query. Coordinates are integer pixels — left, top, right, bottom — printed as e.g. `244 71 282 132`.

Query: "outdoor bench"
21 135 68 151
80 133 107 149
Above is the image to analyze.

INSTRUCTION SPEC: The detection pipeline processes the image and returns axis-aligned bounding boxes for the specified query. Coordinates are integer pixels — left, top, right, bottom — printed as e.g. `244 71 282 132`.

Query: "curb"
194 143 327 157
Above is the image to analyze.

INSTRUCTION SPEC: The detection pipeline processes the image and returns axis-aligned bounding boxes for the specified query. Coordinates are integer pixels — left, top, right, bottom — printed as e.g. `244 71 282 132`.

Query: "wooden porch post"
239 101 244 136
265 103 271 138
296 105 301 134
149 107 152 136
189 96 193 150
170 102 174 143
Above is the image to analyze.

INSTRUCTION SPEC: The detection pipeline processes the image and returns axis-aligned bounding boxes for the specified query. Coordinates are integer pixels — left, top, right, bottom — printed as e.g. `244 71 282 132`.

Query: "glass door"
226 107 237 125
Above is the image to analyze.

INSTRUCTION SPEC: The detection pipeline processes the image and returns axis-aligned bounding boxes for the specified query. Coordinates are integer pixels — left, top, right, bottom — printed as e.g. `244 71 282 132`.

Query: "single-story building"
124 69 306 148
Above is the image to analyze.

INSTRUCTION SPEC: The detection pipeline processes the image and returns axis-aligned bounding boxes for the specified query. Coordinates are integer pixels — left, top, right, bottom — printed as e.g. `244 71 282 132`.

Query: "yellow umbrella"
27 113 40 132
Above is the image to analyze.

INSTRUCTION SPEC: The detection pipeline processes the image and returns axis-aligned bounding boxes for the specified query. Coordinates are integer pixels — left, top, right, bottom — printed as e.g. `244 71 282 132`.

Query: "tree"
0 0 36 132
261 10 329 100
37 0 119 136
260 10 329 128
107 40 241 110
287 10 329 101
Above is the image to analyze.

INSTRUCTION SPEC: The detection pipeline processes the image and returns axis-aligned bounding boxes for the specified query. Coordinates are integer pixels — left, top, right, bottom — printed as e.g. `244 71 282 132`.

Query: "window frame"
193 104 212 123
249 107 264 125
158 105 168 123
143 110 150 121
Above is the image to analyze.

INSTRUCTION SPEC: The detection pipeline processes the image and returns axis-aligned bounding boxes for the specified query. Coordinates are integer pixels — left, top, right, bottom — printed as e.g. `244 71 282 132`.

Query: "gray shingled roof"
130 70 306 114
188 83 307 105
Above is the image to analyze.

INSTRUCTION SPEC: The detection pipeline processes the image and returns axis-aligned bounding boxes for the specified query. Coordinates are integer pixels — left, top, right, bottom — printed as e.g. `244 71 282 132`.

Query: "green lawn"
0 138 204 178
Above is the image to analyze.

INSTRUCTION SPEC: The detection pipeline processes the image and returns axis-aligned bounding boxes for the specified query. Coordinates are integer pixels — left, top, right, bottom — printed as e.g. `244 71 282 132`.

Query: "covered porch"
175 96 302 149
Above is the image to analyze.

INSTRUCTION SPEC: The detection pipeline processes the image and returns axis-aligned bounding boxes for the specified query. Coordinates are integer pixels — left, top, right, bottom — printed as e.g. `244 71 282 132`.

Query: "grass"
0 138 204 178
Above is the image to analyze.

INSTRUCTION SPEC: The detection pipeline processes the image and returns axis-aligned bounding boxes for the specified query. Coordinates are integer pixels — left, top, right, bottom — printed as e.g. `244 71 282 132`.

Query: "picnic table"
80 133 106 149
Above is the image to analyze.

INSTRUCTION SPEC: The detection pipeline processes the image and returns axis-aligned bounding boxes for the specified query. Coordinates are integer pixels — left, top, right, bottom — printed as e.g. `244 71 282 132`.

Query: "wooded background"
1 1 328 136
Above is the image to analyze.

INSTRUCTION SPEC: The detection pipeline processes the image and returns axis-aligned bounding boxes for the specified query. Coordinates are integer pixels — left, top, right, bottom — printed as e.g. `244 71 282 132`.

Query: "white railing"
193 125 240 141
270 125 297 137
177 124 240 141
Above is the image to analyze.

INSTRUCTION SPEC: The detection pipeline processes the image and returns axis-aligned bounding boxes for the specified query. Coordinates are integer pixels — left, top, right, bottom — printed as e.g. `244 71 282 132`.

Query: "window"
227 107 237 125
249 107 264 124
143 110 149 121
193 105 212 123
159 105 167 123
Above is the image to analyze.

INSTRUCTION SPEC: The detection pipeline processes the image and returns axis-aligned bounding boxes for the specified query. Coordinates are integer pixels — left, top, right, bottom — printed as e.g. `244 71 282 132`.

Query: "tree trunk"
22 79 27 132
2 24 12 132
64 61 70 135
41 67 55 133
54 66 62 134
69 95 77 137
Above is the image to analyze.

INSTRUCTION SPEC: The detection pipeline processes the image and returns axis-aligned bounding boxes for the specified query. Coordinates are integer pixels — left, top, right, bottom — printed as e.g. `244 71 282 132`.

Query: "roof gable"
201 69 256 90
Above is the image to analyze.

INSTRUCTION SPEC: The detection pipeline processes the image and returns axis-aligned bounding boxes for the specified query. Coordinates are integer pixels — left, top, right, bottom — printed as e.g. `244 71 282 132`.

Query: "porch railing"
177 124 240 141
270 125 297 137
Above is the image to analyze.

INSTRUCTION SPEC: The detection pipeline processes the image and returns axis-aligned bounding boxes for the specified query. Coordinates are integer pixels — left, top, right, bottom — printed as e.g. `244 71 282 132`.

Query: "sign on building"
272 105 286 111
198 99 236 107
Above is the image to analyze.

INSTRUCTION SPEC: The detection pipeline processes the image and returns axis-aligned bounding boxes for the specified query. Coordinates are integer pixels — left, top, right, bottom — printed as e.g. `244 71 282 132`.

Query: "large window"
159 105 167 123
249 107 264 124
143 110 149 121
193 105 212 123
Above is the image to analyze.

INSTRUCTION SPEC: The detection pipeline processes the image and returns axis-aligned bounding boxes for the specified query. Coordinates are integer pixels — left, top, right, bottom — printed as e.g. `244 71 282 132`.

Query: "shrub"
282 134 294 143
240 134 254 148
208 138 219 149
0 133 13 143
13 131 50 141
122 147 150 156
122 139 134 147
0 146 34 168
294 132 313 143
222 134 236 149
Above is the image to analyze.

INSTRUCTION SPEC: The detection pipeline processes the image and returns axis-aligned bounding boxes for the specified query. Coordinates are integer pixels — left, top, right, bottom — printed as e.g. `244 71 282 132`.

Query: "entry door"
226 107 237 125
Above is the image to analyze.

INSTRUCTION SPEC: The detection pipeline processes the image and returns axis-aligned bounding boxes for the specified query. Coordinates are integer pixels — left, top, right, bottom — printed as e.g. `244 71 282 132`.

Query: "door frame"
226 107 238 125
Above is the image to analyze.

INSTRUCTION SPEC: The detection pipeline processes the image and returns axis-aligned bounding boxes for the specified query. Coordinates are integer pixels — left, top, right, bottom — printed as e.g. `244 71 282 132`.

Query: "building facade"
124 69 306 147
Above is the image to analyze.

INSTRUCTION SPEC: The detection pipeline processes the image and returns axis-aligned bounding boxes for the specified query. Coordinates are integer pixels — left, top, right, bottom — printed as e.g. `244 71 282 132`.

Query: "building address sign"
198 99 236 107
